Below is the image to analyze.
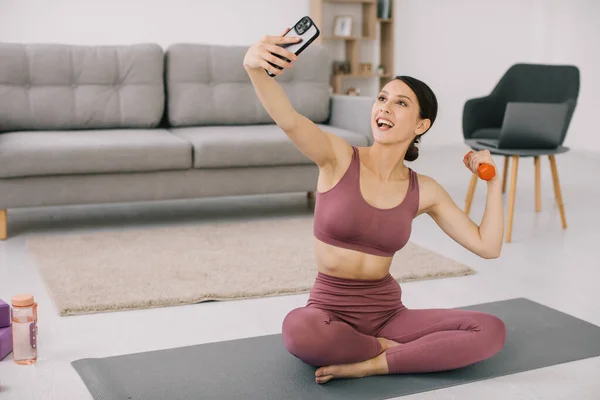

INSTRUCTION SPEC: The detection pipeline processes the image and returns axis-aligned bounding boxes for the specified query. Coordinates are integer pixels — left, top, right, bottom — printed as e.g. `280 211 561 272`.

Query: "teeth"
377 118 394 127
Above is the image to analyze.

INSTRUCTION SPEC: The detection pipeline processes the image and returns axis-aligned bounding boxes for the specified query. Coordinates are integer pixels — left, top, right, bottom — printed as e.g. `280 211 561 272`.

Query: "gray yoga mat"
72 298 600 400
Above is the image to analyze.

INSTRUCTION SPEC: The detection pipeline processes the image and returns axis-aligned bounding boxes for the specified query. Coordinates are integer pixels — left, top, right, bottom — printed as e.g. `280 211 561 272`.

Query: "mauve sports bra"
313 146 420 257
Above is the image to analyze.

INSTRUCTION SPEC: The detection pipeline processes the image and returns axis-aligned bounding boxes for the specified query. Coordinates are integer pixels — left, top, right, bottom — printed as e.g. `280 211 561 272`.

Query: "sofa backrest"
165 43 332 127
0 43 165 132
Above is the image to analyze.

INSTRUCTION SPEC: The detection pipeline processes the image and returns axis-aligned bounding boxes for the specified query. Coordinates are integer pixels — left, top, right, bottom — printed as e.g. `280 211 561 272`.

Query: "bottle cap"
12 294 34 307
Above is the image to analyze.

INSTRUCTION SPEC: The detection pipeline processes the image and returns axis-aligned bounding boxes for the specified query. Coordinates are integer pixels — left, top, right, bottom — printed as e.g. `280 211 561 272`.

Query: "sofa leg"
548 155 567 229
0 209 6 241
534 156 541 212
464 173 478 215
506 156 519 243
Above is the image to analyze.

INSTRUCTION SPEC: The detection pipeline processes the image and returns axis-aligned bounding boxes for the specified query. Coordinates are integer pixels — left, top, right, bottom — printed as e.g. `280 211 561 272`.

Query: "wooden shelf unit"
310 0 395 95
378 7 395 91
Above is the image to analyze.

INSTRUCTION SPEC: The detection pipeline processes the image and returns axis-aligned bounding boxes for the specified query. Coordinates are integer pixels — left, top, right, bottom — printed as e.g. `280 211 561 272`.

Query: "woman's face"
370 79 429 145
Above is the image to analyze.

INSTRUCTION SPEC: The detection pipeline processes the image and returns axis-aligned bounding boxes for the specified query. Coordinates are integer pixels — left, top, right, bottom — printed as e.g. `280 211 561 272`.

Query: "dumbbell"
464 151 495 181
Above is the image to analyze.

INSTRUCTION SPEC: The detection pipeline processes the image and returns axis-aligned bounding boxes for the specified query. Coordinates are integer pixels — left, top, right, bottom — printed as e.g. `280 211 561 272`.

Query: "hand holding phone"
242 16 320 77
243 32 299 75
265 16 321 77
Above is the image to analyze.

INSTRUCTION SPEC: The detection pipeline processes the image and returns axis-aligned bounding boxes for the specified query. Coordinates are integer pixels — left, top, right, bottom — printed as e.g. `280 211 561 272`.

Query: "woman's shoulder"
412 172 450 216
411 171 436 189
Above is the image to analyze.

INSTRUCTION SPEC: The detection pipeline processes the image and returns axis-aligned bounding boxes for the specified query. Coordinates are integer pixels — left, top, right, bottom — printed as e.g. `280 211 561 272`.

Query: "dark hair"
393 76 438 161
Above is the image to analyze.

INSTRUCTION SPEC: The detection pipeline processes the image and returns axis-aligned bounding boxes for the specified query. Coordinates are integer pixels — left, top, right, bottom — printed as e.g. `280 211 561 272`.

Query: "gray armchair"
462 63 580 242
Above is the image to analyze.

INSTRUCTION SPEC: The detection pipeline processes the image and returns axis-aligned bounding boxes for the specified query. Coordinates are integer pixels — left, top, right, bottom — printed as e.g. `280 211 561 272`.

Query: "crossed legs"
378 307 506 374
282 305 506 383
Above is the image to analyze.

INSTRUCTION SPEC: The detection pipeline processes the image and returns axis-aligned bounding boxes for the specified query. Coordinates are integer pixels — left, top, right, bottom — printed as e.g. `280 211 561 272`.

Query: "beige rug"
26 216 475 316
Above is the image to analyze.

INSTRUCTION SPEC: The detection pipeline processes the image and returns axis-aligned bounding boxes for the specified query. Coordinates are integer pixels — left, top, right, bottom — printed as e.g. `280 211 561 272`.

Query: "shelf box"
362 1 377 39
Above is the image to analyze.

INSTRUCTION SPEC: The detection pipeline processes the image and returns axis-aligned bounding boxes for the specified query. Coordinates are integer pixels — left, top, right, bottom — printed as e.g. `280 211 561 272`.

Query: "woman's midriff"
306 270 405 336
314 238 393 280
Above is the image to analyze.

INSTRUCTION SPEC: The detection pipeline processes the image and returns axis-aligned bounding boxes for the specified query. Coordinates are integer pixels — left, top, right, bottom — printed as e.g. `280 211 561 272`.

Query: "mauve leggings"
282 272 506 374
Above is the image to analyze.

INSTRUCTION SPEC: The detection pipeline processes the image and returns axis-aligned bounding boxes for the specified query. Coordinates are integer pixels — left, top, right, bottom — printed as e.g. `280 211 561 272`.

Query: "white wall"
0 0 310 47
1 0 598 152
394 0 600 151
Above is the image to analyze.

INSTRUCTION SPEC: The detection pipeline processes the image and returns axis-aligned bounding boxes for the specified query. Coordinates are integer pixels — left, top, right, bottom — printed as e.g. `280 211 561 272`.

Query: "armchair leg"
534 156 541 212
502 156 509 193
506 156 519 243
464 173 478 215
548 155 567 229
0 209 6 241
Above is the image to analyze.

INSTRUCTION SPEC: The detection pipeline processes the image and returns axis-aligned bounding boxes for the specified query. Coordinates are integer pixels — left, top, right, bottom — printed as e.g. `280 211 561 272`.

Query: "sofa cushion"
169 124 370 168
0 43 165 132
0 129 192 178
166 43 332 127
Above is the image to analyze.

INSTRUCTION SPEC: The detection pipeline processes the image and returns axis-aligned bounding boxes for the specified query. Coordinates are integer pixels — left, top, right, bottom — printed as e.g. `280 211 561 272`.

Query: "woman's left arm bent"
417 151 504 259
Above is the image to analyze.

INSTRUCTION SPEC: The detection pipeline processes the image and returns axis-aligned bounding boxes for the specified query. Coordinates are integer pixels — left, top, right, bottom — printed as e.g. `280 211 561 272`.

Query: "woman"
243 31 506 384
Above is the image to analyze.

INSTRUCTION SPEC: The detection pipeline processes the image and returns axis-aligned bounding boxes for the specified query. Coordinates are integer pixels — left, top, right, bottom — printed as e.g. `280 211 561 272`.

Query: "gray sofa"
0 42 374 239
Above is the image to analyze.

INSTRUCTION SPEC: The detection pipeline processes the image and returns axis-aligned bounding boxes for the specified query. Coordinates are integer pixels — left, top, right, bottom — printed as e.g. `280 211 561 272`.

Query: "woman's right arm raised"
243 30 350 169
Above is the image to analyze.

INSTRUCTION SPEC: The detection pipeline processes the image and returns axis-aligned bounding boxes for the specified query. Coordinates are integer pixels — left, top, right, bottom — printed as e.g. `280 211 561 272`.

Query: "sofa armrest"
499 102 570 149
326 95 374 144
462 95 505 139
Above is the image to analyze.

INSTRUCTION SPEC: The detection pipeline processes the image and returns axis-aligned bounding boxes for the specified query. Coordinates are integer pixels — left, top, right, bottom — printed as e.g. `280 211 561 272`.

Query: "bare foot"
377 337 401 352
314 352 389 384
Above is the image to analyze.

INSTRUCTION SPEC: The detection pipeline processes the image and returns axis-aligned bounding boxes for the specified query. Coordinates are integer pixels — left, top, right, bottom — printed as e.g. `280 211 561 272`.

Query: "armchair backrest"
491 63 580 144
492 63 579 103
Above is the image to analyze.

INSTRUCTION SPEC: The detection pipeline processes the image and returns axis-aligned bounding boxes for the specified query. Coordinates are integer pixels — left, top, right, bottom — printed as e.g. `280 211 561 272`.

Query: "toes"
316 375 333 384
315 366 333 377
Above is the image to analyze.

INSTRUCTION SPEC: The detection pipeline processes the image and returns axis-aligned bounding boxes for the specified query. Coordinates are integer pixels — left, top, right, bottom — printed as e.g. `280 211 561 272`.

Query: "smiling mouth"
376 118 394 129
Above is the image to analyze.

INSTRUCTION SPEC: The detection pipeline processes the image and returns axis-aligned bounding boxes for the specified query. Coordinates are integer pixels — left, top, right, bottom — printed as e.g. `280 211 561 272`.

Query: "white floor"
1 144 599 400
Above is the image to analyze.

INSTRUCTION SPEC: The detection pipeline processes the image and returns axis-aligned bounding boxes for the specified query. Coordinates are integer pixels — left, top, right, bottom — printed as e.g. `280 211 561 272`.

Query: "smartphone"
266 16 320 77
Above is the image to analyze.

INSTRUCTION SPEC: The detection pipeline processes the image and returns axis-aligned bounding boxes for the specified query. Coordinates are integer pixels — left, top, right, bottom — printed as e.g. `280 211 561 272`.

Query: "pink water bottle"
11 294 38 365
